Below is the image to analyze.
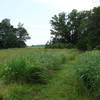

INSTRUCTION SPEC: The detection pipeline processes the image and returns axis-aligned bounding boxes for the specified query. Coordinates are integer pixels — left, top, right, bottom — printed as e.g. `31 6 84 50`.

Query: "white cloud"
33 0 98 12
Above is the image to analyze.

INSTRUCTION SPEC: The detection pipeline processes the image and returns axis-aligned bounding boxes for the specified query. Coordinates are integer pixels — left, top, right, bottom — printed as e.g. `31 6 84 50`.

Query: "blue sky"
0 0 99 45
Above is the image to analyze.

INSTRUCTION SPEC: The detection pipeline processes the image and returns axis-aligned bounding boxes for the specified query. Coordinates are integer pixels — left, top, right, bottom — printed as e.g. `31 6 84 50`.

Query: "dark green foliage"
76 51 100 95
45 43 74 49
16 40 26 48
95 45 100 50
87 7 100 50
76 35 88 51
0 19 30 49
50 12 69 44
46 7 100 50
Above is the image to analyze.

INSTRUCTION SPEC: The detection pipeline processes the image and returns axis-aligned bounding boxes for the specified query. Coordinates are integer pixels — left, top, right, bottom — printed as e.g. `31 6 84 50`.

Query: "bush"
76 37 88 51
75 51 100 94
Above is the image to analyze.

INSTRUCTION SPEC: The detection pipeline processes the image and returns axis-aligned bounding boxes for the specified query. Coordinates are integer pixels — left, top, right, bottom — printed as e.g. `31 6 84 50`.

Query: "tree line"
46 7 100 50
0 19 30 49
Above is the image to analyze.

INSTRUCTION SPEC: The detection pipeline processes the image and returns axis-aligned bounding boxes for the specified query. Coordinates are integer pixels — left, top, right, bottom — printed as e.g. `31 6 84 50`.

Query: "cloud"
33 0 96 12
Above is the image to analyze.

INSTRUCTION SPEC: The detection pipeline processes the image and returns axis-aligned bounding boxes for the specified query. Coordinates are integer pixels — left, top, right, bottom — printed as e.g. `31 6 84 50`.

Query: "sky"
0 0 99 45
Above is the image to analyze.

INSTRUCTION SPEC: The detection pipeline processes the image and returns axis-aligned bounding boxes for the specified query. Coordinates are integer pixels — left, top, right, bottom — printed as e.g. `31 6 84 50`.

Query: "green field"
0 48 99 100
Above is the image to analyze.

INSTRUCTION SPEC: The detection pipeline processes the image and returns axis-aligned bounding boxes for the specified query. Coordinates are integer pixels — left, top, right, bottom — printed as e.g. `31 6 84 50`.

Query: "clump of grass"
26 67 48 84
27 53 66 70
75 51 100 97
0 58 27 83
3 85 33 100
0 52 66 84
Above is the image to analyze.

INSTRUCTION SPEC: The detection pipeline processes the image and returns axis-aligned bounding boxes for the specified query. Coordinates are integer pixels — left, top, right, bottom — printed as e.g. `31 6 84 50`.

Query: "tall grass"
0 52 66 84
1 48 99 100
3 85 33 100
75 51 100 98
0 58 27 83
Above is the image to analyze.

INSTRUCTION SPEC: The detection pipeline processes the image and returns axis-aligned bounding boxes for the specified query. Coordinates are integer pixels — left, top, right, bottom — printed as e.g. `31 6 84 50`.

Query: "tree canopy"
0 19 30 49
46 7 100 50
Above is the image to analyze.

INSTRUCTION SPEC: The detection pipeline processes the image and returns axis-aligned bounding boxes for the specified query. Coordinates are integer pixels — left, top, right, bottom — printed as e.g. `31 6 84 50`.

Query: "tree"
47 7 100 50
0 18 12 48
0 19 30 49
88 7 100 49
67 10 91 45
17 23 30 41
67 9 79 44
47 10 91 49
50 12 70 44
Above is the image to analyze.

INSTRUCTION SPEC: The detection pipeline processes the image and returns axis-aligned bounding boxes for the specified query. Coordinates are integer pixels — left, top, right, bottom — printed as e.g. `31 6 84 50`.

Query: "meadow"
0 48 100 100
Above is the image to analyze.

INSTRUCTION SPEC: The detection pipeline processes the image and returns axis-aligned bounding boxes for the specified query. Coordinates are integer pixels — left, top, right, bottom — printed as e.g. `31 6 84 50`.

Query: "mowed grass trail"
33 50 94 100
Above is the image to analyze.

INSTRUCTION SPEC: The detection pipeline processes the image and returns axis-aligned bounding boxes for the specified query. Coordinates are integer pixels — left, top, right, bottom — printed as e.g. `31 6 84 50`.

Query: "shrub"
75 51 100 94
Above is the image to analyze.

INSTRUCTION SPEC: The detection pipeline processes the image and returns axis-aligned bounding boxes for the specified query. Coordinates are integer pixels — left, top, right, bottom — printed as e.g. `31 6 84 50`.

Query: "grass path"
33 53 94 100
33 60 78 100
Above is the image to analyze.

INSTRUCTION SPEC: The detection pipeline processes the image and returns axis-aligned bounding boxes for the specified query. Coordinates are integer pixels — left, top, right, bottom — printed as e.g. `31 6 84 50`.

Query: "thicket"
46 7 100 50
